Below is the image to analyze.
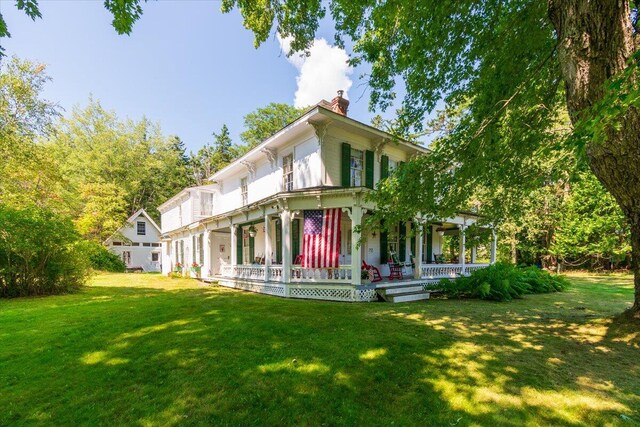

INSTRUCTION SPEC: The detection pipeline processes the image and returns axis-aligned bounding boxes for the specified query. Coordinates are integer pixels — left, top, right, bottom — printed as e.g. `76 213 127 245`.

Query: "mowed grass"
1 273 638 426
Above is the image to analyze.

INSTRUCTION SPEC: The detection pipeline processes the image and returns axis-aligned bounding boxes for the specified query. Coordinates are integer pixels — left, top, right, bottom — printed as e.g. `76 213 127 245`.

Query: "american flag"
302 209 341 268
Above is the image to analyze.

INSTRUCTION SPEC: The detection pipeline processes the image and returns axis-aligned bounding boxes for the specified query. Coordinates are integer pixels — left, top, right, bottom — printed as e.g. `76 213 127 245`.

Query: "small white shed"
105 209 162 272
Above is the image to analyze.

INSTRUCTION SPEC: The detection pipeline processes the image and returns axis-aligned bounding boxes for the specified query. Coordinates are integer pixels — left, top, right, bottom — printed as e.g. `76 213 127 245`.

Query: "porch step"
376 283 431 303
386 291 431 303
382 285 425 295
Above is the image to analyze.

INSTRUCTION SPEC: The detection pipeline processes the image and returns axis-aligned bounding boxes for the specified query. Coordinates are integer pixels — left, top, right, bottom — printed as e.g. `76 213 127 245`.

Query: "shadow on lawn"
3 283 639 426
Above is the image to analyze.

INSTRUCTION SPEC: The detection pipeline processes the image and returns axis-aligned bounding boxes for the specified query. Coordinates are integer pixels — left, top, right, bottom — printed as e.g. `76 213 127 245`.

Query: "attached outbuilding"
105 208 162 272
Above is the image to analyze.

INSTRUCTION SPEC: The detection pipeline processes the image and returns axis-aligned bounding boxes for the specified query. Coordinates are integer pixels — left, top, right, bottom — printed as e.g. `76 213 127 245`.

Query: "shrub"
439 262 568 302
0 206 90 298
76 240 126 272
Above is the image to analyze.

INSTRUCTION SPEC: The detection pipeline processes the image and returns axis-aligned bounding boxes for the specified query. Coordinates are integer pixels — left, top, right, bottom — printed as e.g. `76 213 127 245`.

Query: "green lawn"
1 273 638 426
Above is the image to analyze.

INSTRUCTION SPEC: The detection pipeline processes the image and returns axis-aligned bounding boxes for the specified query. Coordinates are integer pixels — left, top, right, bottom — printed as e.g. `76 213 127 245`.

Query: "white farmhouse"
105 208 163 272
158 92 497 302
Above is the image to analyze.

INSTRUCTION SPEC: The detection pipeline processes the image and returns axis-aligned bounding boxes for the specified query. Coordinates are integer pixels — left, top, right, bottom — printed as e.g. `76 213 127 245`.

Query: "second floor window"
200 192 213 216
137 221 146 235
350 149 364 186
282 154 293 191
240 177 248 205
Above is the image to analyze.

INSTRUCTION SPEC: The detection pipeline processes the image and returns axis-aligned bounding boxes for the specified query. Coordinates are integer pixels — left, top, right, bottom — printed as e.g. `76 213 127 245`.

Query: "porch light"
437 230 445 237
248 225 257 238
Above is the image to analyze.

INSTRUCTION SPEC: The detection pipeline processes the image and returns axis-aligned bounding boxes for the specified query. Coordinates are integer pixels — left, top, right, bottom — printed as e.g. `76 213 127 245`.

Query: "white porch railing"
464 263 490 275
420 263 490 279
220 264 352 283
290 265 352 283
220 265 266 280
219 263 490 282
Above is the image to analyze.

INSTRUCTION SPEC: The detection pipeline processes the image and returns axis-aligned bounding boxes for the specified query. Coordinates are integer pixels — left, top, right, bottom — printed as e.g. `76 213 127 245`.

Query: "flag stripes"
302 209 341 268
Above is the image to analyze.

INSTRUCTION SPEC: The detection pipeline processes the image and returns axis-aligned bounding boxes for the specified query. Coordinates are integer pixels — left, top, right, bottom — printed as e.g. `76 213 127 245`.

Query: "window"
122 251 131 265
137 221 146 235
113 241 122 246
198 233 204 265
387 225 400 260
389 159 397 173
132 242 140 246
282 154 294 191
240 177 248 206
151 252 159 262
350 149 364 186
143 243 151 247
152 243 161 247
200 192 213 216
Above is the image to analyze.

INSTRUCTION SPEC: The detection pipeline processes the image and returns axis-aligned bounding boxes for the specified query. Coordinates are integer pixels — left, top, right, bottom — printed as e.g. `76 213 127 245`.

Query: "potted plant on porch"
361 268 373 284
174 262 183 273
191 262 202 278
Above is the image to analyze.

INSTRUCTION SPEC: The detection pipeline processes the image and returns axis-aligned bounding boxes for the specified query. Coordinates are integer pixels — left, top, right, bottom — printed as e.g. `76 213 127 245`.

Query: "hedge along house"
158 92 497 302
104 208 163 272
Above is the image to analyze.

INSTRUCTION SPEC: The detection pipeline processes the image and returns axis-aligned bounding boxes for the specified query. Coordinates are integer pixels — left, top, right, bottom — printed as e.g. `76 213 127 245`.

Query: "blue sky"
0 1 397 152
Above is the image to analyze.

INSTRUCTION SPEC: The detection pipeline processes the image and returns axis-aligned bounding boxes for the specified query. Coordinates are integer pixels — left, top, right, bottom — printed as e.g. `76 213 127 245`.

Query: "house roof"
103 208 162 244
206 104 430 182
156 100 430 213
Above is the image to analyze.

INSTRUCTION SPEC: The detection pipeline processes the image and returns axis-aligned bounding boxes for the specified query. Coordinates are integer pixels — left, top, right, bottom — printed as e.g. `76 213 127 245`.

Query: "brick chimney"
330 90 349 116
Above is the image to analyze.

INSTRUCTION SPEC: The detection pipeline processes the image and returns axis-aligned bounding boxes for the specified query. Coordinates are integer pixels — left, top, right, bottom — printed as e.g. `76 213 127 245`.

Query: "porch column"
264 213 272 281
280 209 291 283
351 206 363 286
490 229 497 264
203 229 212 277
414 220 423 279
471 245 477 264
230 223 237 266
459 224 466 275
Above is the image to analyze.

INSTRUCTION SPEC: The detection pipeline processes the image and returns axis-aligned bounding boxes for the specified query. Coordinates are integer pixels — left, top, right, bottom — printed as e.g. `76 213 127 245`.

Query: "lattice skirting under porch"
216 278 378 302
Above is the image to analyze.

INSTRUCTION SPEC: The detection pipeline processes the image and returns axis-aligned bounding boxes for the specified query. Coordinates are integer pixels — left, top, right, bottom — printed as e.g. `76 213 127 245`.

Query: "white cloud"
278 35 353 108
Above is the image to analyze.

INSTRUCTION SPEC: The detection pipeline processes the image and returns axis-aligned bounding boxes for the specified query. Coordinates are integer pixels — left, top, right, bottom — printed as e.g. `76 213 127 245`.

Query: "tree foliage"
190 124 237 185
48 98 193 238
239 102 305 153
0 205 89 297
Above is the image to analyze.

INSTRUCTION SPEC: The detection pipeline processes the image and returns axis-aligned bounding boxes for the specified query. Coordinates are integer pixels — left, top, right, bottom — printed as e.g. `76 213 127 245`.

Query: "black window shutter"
398 222 406 262
365 150 374 189
275 219 283 264
341 142 351 187
249 234 255 263
426 225 433 263
291 219 300 261
381 155 389 180
236 226 243 264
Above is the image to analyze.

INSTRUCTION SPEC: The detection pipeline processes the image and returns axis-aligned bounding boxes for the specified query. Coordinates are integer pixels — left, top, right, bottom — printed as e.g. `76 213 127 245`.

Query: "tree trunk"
549 0 640 314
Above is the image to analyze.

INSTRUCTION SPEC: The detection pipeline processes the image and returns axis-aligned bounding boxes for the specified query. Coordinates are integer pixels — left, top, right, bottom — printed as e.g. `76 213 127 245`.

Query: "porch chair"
387 255 404 280
361 260 382 283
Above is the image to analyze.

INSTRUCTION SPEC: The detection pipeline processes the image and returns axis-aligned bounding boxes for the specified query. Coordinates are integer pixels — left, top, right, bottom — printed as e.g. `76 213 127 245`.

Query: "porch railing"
220 264 352 283
219 263 491 282
290 265 352 283
420 263 490 279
